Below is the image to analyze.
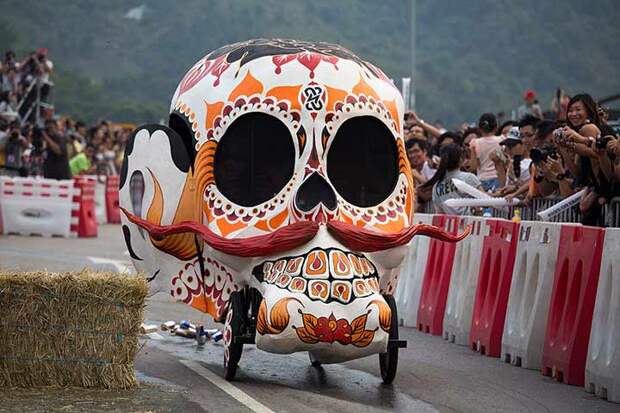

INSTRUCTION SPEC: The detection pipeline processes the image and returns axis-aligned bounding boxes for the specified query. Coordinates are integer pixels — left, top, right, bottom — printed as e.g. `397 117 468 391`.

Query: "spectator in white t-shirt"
495 127 532 199
35 48 53 84
470 113 502 192
420 143 482 216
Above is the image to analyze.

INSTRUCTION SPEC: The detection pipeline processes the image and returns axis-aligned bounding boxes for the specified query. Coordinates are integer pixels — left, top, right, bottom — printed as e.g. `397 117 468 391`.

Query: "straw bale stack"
0 271 147 389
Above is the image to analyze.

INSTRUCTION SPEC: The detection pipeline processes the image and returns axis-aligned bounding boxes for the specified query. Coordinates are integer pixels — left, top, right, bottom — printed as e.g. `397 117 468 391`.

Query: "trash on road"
154 319 223 344
160 321 176 331
175 327 196 338
140 323 158 334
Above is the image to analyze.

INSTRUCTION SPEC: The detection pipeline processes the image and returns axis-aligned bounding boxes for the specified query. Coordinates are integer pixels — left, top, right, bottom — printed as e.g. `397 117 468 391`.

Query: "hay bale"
0 270 147 389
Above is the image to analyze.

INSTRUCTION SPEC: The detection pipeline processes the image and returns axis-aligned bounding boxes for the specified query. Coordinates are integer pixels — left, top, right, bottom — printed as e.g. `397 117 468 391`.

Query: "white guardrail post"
585 227 620 403
501 221 563 369
394 213 433 327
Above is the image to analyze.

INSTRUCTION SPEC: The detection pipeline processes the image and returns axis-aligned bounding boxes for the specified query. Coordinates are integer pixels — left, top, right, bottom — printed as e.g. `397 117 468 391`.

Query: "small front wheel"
223 291 244 381
379 294 399 384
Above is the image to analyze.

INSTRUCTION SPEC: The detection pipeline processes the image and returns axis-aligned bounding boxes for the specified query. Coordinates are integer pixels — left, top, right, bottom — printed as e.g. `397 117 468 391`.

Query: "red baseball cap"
524 89 536 100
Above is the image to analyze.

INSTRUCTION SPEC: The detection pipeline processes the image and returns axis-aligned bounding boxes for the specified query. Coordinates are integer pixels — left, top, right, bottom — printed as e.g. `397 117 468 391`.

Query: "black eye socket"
215 113 295 207
168 113 197 173
327 116 399 207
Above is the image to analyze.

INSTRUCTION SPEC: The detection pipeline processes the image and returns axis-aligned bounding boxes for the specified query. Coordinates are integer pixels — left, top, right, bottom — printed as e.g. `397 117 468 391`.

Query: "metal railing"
421 197 620 227
15 78 54 125
490 197 582 223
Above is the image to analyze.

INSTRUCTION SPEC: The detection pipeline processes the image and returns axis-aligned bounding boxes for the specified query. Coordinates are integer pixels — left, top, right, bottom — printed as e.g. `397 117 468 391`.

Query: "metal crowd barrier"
491 197 582 223
420 197 620 227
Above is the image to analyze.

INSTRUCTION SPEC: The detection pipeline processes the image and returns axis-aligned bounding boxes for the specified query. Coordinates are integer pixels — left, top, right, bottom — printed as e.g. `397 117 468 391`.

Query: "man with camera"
506 118 574 205
20 48 53 86
0 120 28 177
40 119 71 180
528 140 575 202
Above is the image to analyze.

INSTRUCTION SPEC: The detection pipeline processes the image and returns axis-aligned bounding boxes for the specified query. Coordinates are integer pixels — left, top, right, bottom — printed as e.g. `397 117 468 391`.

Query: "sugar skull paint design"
120 39 467 367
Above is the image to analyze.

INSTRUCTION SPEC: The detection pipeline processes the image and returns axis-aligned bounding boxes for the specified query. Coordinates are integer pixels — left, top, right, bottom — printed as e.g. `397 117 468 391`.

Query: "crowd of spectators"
405 90 620 227
0 49 131 181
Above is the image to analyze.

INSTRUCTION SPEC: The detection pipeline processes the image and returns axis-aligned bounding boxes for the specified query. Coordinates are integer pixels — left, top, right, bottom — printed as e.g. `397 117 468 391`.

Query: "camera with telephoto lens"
530 144 558 164
596 135 614 150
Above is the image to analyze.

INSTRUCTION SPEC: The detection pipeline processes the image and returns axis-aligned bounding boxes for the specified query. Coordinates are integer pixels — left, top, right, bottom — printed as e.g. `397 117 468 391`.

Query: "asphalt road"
0 225 616 412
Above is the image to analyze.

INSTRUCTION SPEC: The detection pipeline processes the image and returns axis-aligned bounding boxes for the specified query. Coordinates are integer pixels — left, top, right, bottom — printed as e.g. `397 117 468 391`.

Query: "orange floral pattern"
256 297 301 335
367 299 392 333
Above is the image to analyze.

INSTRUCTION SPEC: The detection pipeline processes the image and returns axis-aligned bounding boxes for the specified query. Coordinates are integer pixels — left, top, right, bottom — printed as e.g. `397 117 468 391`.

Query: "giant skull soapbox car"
119 39 468 383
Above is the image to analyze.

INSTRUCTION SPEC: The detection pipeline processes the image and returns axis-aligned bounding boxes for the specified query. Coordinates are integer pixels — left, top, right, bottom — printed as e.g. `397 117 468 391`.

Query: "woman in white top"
420 143 482 216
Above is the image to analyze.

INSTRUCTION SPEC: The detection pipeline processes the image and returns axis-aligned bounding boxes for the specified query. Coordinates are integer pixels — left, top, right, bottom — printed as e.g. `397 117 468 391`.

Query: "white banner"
537 189 585 221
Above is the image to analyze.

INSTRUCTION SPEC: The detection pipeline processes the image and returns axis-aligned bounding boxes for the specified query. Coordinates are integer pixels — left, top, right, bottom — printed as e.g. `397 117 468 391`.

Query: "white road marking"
179 359 275 413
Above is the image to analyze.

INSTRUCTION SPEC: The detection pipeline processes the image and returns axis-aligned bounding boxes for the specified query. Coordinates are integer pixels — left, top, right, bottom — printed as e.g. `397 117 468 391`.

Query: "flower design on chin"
293 309 377 348
315 314 352 344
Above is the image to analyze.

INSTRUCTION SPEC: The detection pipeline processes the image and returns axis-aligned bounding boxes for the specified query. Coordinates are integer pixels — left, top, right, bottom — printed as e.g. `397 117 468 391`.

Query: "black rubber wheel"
224 291 244 381
309 352 322 367
379 294 399 384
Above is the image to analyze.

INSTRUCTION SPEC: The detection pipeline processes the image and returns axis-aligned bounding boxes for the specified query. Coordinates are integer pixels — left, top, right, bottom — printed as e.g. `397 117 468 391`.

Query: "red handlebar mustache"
326 220 471 252
120 207 319 257
121 208 469 257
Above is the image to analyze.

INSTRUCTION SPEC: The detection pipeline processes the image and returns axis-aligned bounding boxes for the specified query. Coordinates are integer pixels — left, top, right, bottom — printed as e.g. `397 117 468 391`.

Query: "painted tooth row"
267 275 380 304
262 250 375 282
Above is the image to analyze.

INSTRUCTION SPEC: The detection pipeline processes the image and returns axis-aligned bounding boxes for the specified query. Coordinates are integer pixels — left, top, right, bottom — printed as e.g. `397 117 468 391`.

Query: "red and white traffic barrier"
0 176 97 238
397 212 619 402
586 228 620 402
82 175 120 224
469 219 519 357
501 221 561 369
72 177 97 238
417 215 461 335
105 175 121 224
0 177 77 238
542 225 604 386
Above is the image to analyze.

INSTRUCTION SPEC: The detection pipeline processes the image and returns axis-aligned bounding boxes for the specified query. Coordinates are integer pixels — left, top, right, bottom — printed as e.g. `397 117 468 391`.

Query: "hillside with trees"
1 0 618 125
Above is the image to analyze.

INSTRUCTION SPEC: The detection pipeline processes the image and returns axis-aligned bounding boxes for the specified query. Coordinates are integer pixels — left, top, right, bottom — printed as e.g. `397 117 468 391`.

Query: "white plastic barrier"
394 213 433 327
0 177 78 238
501 221 561 369
83 175 107 224
443 216 487 345
586 228 620 403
